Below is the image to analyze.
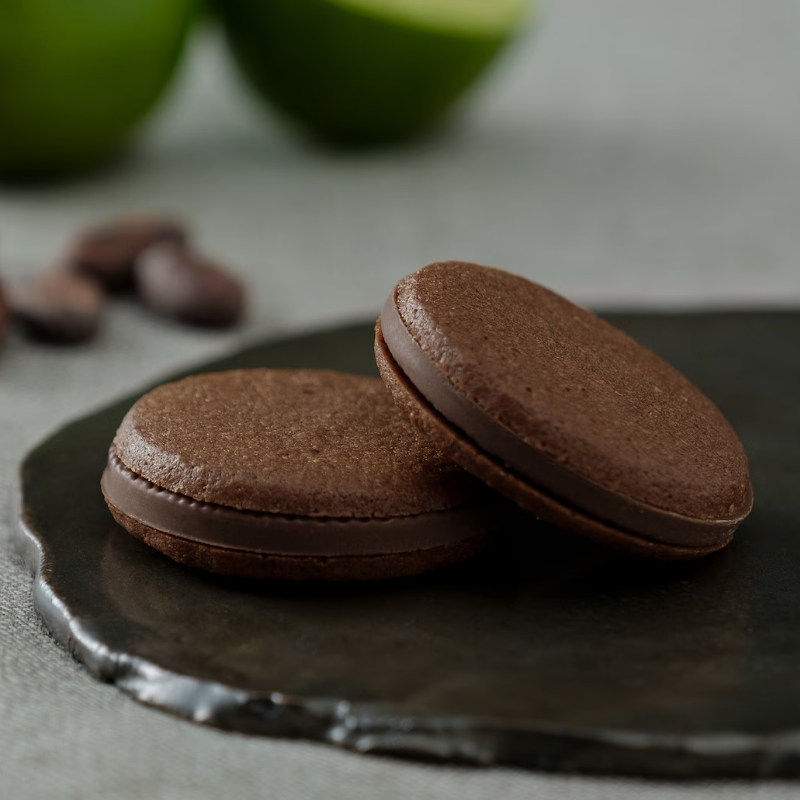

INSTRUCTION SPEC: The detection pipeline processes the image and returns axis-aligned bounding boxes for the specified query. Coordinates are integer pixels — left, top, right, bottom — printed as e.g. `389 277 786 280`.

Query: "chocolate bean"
67 216 187 292
136 243 245 328
8 272 105 343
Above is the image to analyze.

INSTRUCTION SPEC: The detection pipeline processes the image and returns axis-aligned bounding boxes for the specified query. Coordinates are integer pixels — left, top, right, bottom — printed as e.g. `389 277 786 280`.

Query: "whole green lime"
0 0 197 179
213 0 531 144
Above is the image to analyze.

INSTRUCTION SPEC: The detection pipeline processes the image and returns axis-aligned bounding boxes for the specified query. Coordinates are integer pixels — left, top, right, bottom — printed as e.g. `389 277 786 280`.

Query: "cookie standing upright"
102 369 502 581
375 261 753 559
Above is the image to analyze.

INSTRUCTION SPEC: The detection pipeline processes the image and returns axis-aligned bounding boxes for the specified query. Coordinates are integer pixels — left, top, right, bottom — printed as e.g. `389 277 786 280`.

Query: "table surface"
2 1 800 797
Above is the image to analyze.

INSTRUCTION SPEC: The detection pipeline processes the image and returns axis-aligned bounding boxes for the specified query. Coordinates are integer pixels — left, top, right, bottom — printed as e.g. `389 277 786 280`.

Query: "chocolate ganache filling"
102 447 500 556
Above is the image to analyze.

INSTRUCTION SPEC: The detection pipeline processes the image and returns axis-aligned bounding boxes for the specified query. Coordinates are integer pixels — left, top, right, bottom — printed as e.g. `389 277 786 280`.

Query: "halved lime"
213 0 532 144
0 0 196 180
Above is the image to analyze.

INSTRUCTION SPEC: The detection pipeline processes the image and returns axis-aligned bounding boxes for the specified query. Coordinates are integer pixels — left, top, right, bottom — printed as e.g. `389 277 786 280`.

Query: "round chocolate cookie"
375 261 753 560
102 369 501 581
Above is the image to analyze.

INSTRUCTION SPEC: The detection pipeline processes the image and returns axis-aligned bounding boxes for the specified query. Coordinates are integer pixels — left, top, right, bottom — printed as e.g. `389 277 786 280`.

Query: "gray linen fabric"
2 1 800 796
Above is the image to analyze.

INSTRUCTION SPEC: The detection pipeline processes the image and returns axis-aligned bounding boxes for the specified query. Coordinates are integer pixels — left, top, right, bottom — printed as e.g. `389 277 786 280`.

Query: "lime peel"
214 0 534 144
329 0 531 36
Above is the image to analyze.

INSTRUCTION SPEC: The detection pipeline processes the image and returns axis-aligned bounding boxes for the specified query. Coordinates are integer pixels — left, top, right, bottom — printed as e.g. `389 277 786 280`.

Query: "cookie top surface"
389 261 751 521
114 369 479 518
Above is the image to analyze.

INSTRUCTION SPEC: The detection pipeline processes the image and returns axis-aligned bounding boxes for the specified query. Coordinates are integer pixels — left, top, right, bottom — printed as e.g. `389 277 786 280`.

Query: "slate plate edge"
11 320 800 779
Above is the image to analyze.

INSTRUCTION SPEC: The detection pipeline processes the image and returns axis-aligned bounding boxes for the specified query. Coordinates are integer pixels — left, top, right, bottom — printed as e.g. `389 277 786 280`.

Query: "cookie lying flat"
102 369 501 581
375 261 753 560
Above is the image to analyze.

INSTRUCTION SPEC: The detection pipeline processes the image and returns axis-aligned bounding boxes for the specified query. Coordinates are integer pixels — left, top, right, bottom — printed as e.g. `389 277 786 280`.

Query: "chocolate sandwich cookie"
102 369 501 581
375 261 753 560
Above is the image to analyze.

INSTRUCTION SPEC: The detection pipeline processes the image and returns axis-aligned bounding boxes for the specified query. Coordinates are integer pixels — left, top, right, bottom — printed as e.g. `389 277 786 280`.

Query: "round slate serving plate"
14 315 800 778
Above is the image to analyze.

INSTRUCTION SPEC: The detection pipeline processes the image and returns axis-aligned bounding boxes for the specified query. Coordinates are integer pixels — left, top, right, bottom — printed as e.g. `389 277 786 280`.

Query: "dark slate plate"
14 315 800 778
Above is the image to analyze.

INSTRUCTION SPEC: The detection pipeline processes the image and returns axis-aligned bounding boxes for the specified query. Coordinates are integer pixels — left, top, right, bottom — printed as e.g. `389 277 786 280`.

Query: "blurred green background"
0 0 532 179
0 0 197 178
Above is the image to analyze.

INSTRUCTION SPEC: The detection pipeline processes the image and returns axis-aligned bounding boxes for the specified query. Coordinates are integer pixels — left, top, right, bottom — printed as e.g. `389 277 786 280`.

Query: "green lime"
0 0 197 180
213 0 532 144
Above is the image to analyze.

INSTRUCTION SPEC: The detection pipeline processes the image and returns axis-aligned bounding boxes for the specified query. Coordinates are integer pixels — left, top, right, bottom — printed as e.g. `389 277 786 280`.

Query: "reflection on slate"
14 314 800 778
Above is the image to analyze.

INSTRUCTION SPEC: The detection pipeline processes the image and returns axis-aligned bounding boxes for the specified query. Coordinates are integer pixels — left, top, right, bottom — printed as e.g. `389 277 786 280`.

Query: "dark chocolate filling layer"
102 448 499 556
380 297 752 547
